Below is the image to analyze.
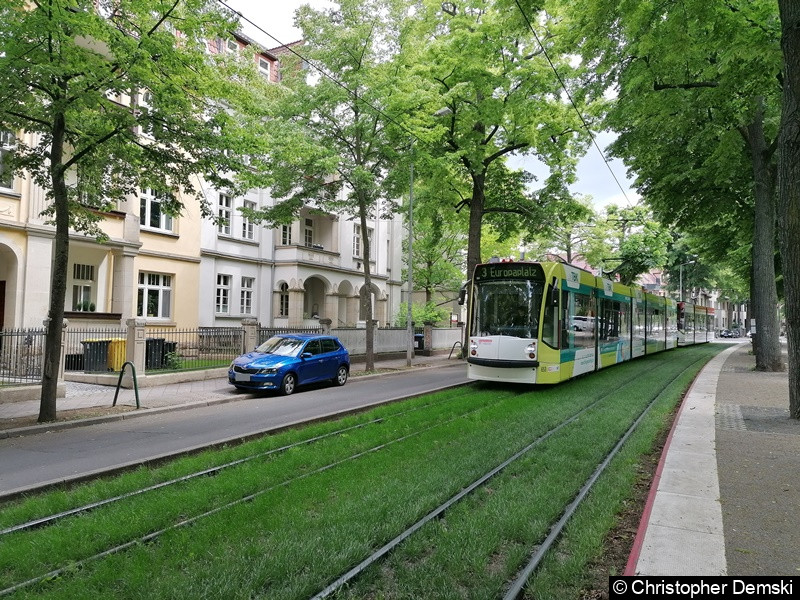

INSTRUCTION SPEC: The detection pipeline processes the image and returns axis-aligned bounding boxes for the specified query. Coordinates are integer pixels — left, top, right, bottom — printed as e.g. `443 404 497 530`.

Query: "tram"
465 260 714 384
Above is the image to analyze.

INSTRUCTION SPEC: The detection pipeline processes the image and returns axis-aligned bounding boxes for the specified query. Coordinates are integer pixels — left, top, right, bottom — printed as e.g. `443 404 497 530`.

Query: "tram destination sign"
475 263 543 281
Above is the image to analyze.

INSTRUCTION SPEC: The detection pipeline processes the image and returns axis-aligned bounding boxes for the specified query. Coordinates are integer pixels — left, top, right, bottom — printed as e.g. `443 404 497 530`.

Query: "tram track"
0 387 522 597
0 348 716 598
500 353 709 599
1 390 472 537
311 353 709 599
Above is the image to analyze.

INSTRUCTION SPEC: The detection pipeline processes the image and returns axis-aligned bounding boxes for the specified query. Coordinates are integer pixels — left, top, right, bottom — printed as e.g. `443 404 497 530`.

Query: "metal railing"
2 324 464 383
0 328 46 386
256 326 322 346
144 327 245 372
63 327 126 372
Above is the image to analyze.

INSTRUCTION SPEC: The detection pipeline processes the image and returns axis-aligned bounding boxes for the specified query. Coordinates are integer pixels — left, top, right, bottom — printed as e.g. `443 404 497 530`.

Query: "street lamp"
679 259 696 302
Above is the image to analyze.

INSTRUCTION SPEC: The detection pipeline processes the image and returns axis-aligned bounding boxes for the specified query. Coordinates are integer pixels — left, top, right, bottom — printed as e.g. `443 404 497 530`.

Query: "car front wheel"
281 373 297 396
334 365 348 386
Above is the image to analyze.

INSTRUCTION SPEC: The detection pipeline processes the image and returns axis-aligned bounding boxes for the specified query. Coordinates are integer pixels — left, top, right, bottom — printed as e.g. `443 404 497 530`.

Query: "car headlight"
256 367 278 375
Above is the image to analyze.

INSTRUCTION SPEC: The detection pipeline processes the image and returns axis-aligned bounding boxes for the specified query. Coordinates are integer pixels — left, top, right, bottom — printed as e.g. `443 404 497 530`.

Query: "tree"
0 0 275 421
581 205 670 285
777 0 800 418
561 0 784 372
393 301 450 327
532 194 595 265
248 0 408 371
402 0 588 281
404 188 467 303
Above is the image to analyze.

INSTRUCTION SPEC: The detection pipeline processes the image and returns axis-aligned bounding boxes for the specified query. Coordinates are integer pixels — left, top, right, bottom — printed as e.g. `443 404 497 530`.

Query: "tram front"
466 262 545 383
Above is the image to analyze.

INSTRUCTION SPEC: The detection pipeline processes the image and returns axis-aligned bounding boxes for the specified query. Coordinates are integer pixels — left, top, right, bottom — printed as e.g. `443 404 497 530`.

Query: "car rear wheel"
334 365 348 386
281 373 296 395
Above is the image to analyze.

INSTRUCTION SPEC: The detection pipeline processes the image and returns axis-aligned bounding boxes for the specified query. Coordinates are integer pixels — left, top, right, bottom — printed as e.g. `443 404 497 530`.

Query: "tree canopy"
0 0 276 420
398 0 589 279
560 0 784 371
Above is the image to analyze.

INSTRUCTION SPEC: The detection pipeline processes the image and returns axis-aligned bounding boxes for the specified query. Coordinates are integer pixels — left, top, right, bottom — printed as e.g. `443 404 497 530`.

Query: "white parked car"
571 315 595 332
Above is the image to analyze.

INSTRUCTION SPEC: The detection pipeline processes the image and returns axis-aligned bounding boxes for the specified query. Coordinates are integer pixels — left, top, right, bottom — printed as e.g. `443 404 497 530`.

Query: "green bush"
393 301 450 327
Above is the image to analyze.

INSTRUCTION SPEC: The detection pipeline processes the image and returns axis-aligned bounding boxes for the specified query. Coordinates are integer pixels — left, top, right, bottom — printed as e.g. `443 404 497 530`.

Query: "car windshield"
255 336 305 357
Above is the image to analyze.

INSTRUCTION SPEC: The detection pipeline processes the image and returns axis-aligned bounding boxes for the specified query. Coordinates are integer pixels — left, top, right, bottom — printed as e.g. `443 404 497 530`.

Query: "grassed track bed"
0 344 723 599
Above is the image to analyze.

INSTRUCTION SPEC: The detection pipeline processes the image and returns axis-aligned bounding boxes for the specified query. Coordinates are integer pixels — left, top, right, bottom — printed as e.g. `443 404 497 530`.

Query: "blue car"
228 334 350 395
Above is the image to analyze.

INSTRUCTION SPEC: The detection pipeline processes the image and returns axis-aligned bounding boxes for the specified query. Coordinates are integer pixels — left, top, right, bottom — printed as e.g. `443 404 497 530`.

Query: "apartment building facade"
0 33 405 334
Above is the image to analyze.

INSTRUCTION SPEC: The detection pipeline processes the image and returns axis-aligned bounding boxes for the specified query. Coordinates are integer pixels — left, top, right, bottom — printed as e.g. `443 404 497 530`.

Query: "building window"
218 193 231 235
137 272 172 318
0 130 15 189
353 224 373 258
353 224 361 258
258 57 271 80
216 274 231 314
281 224 292 245
241 277 254 315
304 218 314 247
71 263 95 311
242 200 255 240
140 188 173 232
279 283 289 317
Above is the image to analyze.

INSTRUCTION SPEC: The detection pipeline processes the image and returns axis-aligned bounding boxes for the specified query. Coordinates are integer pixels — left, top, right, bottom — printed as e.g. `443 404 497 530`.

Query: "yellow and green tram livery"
466 261 714 385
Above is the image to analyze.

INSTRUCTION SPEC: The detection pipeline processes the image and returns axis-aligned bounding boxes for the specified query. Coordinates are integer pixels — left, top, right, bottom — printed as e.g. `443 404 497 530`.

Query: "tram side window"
542 284 558 348
599 299 621 341
648 308 662 335
620 300 630 340
565 291 595 350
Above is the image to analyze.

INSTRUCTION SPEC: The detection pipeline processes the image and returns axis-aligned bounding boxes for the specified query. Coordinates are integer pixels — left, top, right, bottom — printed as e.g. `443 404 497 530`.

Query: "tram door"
562 289 596 376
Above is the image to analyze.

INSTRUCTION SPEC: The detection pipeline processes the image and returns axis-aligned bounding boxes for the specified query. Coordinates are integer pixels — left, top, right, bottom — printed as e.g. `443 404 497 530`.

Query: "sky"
222 0 639 210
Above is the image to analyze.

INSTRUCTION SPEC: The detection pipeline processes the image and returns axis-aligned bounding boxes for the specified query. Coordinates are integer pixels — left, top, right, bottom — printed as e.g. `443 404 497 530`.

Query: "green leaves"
0 0 275 233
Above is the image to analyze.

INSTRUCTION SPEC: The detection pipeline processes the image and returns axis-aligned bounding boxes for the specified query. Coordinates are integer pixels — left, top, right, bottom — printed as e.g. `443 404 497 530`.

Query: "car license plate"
235 373 251 382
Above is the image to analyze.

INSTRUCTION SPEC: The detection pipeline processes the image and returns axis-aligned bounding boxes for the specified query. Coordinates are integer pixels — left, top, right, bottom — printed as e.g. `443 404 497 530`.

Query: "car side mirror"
301 352 312 359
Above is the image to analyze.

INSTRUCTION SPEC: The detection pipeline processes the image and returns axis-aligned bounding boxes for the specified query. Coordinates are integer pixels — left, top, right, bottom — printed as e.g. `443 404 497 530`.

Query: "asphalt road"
0 364 469 500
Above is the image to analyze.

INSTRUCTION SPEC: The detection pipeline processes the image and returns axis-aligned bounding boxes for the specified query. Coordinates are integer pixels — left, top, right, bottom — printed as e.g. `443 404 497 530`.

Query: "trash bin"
108 338 127 371
64 353 83 371
81 339 111 373
145 338 165 369
414 333 424 350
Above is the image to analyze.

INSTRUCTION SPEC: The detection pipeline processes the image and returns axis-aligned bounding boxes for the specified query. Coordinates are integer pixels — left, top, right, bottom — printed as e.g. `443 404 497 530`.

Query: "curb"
0 360 466 439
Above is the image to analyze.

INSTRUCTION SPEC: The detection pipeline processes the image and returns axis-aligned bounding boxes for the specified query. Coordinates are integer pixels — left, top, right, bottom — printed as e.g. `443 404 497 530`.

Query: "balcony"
274 244 341 268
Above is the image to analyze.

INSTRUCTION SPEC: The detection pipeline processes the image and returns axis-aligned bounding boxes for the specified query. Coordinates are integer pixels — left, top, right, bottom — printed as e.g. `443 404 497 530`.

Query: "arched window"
279 283 289 317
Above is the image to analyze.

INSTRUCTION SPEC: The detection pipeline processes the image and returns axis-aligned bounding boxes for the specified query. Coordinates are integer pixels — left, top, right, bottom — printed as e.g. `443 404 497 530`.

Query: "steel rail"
1 390 472 537
502 354 709 599
0 398 494 597
307 355 692 599
1 351 707 598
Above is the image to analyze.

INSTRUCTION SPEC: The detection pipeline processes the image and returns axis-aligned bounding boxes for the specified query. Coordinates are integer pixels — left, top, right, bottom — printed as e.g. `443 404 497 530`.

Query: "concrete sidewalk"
0 353 459 431
628 338 799 576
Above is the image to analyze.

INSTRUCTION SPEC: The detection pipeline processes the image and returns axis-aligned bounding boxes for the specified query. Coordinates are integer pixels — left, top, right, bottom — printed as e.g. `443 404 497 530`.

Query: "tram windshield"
472 278 543 339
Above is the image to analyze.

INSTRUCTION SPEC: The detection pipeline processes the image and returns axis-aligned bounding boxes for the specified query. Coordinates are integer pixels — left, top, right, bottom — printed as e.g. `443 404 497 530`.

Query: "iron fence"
256 326 322 346
0 328 46 386
144 327 244 372
62 327 127 373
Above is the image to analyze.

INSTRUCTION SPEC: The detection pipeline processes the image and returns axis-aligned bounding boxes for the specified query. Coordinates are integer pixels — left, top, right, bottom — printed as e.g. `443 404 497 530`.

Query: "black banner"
610 577 795 599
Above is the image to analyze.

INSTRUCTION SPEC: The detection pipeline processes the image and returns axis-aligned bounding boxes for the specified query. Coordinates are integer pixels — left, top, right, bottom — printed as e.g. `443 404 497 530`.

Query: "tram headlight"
525 343 536 359
470 341 478 356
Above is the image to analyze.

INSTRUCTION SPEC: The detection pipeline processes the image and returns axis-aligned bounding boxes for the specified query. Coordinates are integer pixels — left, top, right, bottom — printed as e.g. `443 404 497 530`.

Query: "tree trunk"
745 104 784 372
359 200 375 372
39 112 70 422
466 171 486 284
778 0 800 418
